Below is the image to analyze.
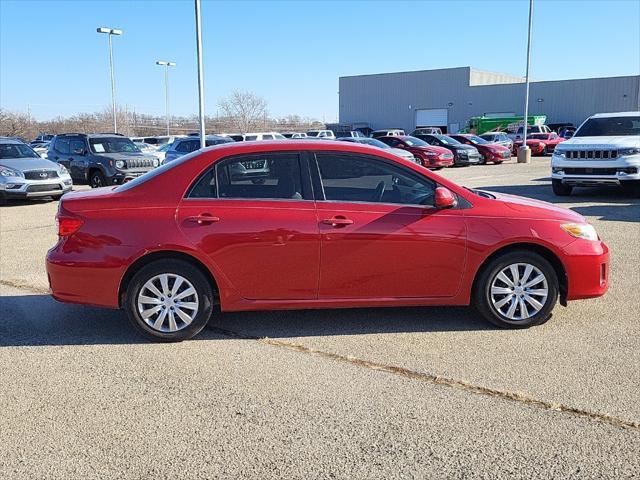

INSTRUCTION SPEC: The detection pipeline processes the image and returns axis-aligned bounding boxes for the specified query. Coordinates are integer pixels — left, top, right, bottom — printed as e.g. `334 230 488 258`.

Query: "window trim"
310 151 441 209
184 150 314 202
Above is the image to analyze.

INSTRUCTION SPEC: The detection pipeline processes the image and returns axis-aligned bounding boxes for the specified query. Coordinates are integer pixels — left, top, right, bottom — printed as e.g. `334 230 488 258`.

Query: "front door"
313 152 467 299
176 151 320 301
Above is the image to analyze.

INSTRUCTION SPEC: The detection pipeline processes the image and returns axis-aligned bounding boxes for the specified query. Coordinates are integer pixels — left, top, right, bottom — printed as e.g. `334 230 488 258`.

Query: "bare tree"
218 91 268 133
0 109 32 139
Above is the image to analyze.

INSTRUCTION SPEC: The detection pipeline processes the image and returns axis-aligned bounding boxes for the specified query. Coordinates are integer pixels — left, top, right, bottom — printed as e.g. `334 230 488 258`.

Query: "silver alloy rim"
490 263 548 321
137 274 199 333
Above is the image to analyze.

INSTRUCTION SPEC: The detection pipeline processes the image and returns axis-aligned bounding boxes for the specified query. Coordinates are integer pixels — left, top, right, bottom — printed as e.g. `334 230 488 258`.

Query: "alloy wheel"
137 273 200 332
490 263 548 321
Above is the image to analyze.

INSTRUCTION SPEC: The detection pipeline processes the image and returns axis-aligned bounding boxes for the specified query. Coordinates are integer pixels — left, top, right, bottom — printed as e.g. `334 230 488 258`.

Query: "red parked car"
47 140 609 341
513 132 565 156
377 135 454 169
449 134 511 164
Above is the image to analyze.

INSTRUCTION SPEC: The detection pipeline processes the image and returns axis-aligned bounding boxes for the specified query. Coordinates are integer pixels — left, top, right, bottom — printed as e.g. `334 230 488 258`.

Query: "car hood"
0 157 61 171
556 135 640 149
452 144 478 152
413 145 451 154
482 191 585 222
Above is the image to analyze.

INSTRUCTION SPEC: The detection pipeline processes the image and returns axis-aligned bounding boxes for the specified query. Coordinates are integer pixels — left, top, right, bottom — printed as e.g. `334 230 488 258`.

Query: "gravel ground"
1 157 638 479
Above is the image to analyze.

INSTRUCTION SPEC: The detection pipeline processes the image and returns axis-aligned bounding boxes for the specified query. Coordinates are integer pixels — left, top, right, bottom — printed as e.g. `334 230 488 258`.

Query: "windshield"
360 138 389 149
434 135 461 146
158 143 171 152
402 136 429 147
89 137 140 154
466 135 488 145
0 143 40 159
575 116 640 137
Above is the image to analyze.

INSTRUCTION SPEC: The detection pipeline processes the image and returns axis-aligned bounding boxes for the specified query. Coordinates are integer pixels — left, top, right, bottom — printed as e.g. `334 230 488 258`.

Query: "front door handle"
187 214 220 225
321 216 354 228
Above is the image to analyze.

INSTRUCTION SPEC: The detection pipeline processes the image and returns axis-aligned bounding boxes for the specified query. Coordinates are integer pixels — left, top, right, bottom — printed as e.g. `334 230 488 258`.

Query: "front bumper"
0 178 72 199
562 240 609 301
110 169 153 185
426 155 454 167
455 153 481 165
551 155 640 186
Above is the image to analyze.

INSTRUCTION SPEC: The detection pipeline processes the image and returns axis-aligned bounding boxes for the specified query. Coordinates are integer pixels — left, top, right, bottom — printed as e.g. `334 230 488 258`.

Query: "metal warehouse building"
338 66 640 133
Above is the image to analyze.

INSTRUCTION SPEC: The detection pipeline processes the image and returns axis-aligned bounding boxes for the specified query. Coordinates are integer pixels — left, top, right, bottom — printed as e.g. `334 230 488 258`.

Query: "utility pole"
194 0 206 148
97 27 123 133
518 0 533 164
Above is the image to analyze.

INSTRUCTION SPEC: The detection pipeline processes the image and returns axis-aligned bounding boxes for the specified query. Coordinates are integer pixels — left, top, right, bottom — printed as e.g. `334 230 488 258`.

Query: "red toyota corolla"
46 141 609 341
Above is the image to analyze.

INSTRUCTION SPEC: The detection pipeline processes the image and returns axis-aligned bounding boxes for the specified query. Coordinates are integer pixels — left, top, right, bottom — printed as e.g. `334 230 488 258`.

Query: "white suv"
551 111 640 196
306 130 335 139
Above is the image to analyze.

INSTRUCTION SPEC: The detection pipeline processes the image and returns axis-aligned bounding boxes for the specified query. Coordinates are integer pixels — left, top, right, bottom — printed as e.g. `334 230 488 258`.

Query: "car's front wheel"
125 259 215 341
473 250 559 328
90 170 107 188
552 179 573 196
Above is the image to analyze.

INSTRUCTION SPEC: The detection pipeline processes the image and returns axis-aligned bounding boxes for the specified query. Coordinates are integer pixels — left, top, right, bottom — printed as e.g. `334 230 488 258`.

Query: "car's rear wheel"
473 250 558 328
125 259 215 342
552 179 573 196
90 170 107 188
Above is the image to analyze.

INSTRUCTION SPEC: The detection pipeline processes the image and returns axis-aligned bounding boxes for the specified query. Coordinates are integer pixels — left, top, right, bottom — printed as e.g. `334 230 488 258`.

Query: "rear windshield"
575 116 640 137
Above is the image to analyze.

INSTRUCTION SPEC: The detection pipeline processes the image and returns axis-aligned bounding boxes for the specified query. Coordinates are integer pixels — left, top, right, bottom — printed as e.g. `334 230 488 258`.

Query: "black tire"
621 181 640 198
125 259 215 342
432 167 444 171
473 250 559 329
541 146 548 156
552 179 573 196
90 170 107 188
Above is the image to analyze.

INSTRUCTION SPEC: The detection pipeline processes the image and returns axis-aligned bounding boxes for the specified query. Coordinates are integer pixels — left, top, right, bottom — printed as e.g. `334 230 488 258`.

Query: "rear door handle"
187 214 220 225
321 216 354 228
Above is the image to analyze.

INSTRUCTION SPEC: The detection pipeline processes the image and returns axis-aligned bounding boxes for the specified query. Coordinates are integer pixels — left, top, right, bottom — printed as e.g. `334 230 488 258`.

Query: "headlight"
58 164 69 175
618 147 640 156
152 159 159 167
554 150 565 157
0 166 22 177
115 160 126 169
561 223 599 241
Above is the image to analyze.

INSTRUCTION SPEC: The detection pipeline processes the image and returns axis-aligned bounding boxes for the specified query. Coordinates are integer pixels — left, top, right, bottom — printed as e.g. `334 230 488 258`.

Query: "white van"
243 132 287 141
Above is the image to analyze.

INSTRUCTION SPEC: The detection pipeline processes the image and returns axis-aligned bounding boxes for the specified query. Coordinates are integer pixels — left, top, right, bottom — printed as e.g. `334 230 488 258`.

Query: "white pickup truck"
551 111 640 196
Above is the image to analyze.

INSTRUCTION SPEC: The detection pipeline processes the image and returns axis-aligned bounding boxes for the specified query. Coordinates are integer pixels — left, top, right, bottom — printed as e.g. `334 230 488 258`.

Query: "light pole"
96 27 123 133
194 0 206 148
518 0 534 164
156 61 176 135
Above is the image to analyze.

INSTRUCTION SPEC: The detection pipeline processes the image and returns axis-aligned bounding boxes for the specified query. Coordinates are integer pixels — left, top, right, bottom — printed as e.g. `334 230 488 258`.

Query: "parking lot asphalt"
1 157 639 479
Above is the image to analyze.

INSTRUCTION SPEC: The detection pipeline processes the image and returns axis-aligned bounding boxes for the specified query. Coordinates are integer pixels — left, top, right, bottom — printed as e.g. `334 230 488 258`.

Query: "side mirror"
434 187 457 209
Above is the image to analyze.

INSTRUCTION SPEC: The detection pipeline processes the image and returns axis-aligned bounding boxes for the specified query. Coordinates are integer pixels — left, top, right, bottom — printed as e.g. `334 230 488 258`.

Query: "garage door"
415 108 448 128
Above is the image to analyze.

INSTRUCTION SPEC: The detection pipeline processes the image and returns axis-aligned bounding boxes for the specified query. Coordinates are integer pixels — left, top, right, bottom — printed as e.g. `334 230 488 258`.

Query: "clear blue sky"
1 0 639 121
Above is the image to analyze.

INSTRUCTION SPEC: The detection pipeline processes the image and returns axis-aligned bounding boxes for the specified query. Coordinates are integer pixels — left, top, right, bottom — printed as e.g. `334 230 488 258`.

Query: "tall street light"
96 27 123 133
194 0 206 148
156 61 176 135
518 0 534 164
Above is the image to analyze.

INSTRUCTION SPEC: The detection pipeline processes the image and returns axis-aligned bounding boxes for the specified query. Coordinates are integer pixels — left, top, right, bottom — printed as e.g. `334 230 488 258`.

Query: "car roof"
591 111 640 118
0 137 26 145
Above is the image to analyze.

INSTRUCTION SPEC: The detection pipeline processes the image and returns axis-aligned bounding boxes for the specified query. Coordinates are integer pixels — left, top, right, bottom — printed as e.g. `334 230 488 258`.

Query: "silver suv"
0 137 72 203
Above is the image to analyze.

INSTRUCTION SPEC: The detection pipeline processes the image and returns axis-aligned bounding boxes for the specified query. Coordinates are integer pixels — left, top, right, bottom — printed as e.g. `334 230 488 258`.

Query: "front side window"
189 152 304 200
316 153 435 206
70 139 86 153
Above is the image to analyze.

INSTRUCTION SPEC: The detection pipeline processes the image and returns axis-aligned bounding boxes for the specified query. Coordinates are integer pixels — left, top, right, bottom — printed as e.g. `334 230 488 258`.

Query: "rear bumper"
562 240 609 300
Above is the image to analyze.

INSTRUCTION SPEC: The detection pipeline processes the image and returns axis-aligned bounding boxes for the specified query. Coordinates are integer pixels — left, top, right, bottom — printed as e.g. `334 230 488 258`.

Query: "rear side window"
176 140 197 153
70 139 85 153
55 137 70 154
315 153 435 206
188 153 304 200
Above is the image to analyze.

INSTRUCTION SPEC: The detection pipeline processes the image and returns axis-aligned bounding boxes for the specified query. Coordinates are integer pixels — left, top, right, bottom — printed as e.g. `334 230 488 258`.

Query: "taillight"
57 215 83 236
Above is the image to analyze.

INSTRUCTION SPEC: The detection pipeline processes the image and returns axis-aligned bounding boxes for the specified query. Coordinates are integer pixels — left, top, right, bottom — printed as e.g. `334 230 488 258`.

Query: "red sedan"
47 141 609 341
377 135 454 169
513 133 565 156
449 134 512 164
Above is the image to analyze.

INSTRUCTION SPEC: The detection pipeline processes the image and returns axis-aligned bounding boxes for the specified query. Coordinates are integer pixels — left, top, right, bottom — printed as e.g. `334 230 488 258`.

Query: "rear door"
50 137 72 172
68 137 89 180
177 151 320 301
312 152 467 299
